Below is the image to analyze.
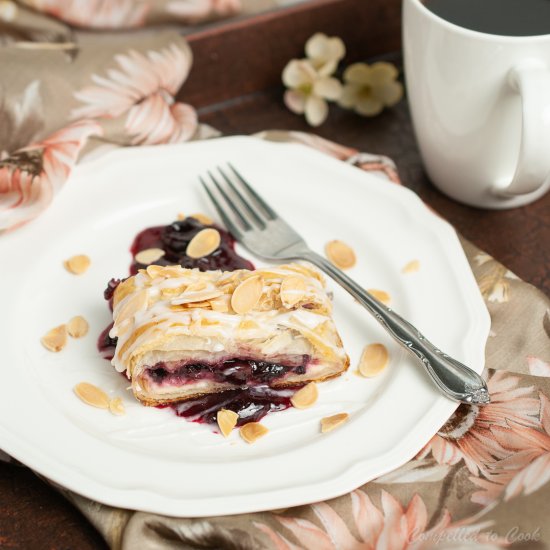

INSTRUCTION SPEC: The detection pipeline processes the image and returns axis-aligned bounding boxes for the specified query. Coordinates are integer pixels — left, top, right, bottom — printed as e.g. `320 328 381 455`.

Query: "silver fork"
200 164 490 405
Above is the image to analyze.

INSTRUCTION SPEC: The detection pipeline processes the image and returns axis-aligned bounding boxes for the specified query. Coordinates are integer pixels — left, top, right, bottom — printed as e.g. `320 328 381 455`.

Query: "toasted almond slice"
41 324 67 352
67 315 89 338
177 212 186 220
160 265 185 278
217 409 239 437
321 413 349 433
368 289 391 305
64 254 91 275
109 397 125 416
114 289 148 326
238 319 259 330
146 264 164 279
280 276 307 308
358 343 389 377
184 301 213 309
210 296 231 312
186 228 221 259
74 382 109 409
134 248 165 265
402 260 420 274
325 240 356 270
231 275 263 314
190 213 214 225
290 382 318 409
172 289 223 305
240 422 269 444
185 281 208 293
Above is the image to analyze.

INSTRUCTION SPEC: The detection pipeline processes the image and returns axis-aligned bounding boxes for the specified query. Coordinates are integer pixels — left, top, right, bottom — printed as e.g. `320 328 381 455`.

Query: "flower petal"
284 90 307 114
313 77 342 101
351 490 383 545
305 32 330 60
369 61 399 84
317 60 339 78
306 33 344 61
527 356 550 378
327 36 346 62
312 502 362 549
168 102 198 143
355 95 384 117
282 59 315 88
374 80 404 107
304 95 328 126
338 84 361 109
343 63 372 85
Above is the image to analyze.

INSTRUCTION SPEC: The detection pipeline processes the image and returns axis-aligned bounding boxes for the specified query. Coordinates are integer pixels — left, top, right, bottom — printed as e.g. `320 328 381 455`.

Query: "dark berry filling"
144 357 309 388
130 216 254 275
168 386 300 426
98 322 116 361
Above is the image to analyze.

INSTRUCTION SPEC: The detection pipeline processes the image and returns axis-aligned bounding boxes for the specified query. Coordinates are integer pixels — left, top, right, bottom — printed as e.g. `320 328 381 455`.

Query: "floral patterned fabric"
2 3 550 549
54 132 549 550
0 0 284 232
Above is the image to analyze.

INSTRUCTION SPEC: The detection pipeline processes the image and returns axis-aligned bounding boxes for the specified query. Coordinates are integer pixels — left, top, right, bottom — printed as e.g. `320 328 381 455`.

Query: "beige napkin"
1 5 550 549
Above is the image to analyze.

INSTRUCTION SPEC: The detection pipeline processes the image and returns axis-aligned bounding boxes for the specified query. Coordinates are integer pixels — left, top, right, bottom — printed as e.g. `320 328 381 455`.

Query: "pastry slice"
110 263 349 406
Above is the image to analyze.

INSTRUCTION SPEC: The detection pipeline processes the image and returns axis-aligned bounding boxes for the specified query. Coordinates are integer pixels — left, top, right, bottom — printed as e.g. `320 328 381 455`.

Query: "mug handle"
494 60 550 197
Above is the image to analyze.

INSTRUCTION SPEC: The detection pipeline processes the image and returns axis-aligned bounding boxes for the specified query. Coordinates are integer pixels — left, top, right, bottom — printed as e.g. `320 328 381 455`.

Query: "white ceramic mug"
403 0 550 208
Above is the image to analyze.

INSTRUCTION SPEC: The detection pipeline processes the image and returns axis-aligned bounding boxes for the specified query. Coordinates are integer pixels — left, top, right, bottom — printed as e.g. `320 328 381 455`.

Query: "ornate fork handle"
300 250 490 405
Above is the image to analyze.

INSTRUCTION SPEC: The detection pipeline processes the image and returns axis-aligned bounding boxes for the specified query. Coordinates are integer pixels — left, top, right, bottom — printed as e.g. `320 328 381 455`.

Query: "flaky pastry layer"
110 263 349 403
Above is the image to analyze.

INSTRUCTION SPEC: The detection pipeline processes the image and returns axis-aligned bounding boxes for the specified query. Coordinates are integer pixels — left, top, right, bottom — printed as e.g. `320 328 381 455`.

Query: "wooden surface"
1 0 549 548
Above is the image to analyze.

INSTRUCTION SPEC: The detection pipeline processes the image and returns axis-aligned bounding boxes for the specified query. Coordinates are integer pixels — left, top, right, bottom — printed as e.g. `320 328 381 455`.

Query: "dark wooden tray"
1 1 548 548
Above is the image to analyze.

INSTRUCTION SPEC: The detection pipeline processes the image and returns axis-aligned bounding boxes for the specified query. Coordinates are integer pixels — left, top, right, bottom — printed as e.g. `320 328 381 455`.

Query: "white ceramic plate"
0 136 489 516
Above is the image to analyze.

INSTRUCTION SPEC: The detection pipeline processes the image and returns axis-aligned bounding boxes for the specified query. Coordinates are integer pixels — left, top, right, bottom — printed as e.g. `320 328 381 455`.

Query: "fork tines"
199 164 276 237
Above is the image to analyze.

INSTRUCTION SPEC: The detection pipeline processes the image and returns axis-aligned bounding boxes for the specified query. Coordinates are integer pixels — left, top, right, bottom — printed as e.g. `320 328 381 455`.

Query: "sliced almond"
146 264 164 279
280 276 307 308
240 422 269 444
41 324 67 352
325 240 356 270
159 265 184 278
134 248 165 265
186 228 221 259
217 409 239 437
290 382 318 409
358 343 389 377
114 289 148 326
109 397 125 416
67 316 89 338
74 382 109 409
190 213 214 225
183 301 213 309
402 260 420 274
172 288 223 305
185 281 208 293
64 254 91 275
368 289 391 305
238 319 259 330
210 296 231 312
231 275 263 314
321 413 349 433
177 212 186 221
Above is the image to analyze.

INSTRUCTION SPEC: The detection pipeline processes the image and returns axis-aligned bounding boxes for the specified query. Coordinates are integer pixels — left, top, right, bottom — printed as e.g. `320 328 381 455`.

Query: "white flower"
339 62 403 117
305 32 345 76
282 59 342 127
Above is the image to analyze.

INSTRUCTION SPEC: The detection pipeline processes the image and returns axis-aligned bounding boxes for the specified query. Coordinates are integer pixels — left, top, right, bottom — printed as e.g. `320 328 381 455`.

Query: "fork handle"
301 251 489 405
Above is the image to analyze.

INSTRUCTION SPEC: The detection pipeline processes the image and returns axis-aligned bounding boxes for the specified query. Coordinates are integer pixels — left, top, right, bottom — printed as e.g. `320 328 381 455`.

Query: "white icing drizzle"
110 263 346 375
